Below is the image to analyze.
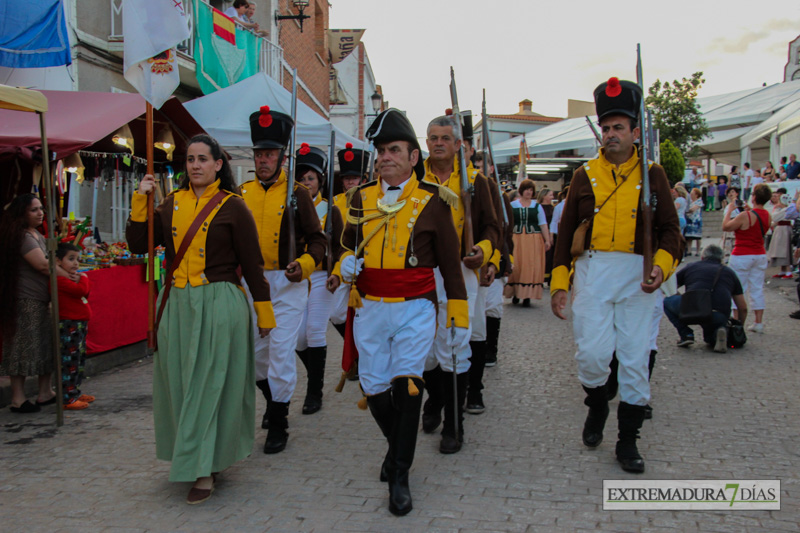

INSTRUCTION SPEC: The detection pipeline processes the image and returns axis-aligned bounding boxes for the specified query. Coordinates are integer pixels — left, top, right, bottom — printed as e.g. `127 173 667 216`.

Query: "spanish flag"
212 8 236 46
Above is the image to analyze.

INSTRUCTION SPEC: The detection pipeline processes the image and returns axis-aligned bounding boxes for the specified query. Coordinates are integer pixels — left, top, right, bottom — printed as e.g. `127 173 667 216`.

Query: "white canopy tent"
492 116 599 158
184 73 369 158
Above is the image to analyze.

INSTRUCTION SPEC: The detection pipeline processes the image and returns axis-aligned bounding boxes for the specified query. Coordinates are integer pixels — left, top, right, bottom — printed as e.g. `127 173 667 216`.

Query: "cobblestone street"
2 277 799 532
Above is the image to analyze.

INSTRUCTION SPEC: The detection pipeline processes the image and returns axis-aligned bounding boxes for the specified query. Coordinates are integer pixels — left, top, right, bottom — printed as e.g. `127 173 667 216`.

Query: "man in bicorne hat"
550 78 681 473
421 111 499 455
240 106 326 454
329 108 468 516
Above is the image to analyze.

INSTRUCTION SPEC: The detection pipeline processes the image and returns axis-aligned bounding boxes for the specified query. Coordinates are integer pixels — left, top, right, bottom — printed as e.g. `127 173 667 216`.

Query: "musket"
483 90 511 273
450 67 475 254
636 44 654 284
286 68 299 265
326 130 336 276
585 115 602 144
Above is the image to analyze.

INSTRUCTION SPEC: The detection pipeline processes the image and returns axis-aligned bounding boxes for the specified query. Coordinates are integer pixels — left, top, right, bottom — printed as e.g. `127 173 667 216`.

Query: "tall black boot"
421 366 443 433
332 321 347 339
367 389 394 483
302 346 326 415
440 371 467 454
582 384 609 448
466 341 487 414
606 354 619 401
387 377 424 516
485 317 500 367
616 402 647 473
255 379 272 430
263 401 289 454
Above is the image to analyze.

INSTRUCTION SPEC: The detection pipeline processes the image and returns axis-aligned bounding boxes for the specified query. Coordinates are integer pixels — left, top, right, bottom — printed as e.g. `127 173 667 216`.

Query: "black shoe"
439 433 462 454
789 310 800 320
484 354 497 367
388 468 413 516
263 401 289 454
643 405 653 420
386 377 422 517
261 410 269 430
582 385 609 448
485 317 501 367
512 297 519 305
439 371 466 453
521 299 531 308
616 402 646 473
255 379 272 430
465 400 485 415
421 403 442 433
302 395 322 415
421 367 443 433
676 336 695 348
301 346 326 415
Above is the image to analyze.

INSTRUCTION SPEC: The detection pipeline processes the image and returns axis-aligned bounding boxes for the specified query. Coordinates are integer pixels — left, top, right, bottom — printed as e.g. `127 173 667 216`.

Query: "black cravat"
388 186 401 191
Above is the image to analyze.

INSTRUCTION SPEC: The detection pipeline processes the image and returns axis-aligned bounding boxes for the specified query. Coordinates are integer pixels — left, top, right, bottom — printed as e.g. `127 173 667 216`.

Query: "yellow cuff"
296 253 316 281
332 251 353 283
446 299 469 329
489 249 501 269
653 249 676 281
550 264 571 296
131 193 148 222
254 300 277 329
509 254 515 265
476 239 493 267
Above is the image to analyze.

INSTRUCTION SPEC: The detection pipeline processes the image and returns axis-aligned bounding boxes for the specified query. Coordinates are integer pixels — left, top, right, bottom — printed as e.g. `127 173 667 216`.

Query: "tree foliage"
660 139 685 185
646 72 710 158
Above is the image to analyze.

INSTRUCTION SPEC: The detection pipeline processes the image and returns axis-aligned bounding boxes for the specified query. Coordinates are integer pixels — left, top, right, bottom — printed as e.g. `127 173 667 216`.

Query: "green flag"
194 1 261 94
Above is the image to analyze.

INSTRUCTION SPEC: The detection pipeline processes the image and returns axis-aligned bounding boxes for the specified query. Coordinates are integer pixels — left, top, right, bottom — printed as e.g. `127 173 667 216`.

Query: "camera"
735 199 744 209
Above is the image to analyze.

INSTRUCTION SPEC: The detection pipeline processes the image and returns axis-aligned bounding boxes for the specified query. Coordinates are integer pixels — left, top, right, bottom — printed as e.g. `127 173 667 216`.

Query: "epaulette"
347 180 377 201
420 180 459 208
240 179 257 187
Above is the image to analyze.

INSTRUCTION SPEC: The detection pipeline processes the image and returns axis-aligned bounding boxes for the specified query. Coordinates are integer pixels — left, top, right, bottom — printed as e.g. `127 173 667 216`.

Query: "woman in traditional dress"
504 179 551 306
767 191 794 278
127 134 275 504
0 194 56 412
294 143 342 415
684 188 704 256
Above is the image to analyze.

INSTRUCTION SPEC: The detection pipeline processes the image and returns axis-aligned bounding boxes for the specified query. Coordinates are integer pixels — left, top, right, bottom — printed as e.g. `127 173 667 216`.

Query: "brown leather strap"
155 190 229 332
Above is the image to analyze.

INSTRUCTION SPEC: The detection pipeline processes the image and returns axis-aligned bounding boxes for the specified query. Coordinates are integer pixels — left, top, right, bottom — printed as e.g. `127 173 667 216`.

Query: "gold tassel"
407 378 419 396
357 396 368 410
436 184 459 207
334 371 347 393
348 284 363 308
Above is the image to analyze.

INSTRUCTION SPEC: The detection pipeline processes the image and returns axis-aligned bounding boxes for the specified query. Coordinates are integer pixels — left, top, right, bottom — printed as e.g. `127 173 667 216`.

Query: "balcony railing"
110 0 283 85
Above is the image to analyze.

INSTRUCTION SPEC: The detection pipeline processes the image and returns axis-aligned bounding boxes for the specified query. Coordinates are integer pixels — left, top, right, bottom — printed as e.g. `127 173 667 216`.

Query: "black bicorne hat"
338 143 368 177
366 108 425 179
461 111 473 142
295 143 327 177
249 105 294 150
593 77 642 122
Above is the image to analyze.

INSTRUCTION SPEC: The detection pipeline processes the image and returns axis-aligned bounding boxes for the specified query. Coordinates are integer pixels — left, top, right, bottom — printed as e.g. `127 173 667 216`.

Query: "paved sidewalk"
1 279 798 532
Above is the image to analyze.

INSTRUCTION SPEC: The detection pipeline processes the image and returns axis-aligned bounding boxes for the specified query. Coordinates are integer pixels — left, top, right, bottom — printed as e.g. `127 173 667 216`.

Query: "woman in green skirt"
127 134 275 504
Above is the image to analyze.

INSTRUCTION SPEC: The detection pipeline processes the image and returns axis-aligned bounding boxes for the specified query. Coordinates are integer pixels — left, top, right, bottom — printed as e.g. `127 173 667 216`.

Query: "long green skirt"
153 282 255 482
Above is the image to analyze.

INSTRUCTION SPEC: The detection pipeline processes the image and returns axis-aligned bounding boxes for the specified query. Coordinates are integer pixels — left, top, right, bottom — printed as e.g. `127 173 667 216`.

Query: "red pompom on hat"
343 142 354 161
299 142 311 155
605 77 622 98
258 105 273 127
445 108 453 116
346 142 353 149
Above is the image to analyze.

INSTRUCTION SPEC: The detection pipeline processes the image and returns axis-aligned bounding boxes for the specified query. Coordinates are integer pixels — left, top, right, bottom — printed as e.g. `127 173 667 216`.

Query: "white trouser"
649 291 664 352
245 270 308 402
297 270 333 350
728 254 767 311
471 285 488 341
572 252 656 406
485 277 505 319
425 263 478 373
329 282 350 325
354 298 436 395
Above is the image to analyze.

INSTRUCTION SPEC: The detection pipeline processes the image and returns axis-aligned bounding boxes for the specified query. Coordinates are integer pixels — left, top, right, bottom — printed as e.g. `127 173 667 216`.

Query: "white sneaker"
713 327 728 353
747 323 764 333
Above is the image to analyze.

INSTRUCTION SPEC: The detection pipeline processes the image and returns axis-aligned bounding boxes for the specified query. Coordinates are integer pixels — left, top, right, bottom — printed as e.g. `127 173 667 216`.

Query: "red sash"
342 267 435 376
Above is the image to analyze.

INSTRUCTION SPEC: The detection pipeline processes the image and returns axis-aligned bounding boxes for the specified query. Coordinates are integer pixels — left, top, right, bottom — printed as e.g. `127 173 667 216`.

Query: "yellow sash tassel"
407 378 419 396
348 284 363 308
357 396 368 410
334 371 347 393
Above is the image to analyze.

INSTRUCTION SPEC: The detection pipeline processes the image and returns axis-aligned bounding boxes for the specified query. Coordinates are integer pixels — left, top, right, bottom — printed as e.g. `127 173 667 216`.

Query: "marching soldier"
294 143 343 415
329 108 468 515
241 106 326 454
550 78 681 473
421 112 499 454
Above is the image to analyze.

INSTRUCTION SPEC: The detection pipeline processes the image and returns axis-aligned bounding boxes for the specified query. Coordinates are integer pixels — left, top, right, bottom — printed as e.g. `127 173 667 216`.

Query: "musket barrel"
286 69 299 263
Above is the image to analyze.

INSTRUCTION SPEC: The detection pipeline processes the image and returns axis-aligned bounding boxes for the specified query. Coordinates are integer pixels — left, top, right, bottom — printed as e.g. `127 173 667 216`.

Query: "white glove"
447 326 470 349
340 256 364 283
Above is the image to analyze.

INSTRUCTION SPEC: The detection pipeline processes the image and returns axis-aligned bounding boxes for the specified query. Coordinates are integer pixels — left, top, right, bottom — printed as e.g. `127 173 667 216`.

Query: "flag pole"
146 102 156 351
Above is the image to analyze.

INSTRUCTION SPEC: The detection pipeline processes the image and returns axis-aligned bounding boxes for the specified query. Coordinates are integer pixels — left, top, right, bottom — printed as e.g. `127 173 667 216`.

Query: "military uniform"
240 107 327 454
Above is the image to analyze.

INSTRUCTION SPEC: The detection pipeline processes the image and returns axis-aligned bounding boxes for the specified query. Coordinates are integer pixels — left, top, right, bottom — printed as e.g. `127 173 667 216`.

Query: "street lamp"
275 0 311 33
370 91 383 114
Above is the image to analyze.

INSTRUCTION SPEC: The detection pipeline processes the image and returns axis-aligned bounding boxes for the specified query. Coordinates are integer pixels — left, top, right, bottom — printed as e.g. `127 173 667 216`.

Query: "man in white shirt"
743 162 755 202
224 0 259 31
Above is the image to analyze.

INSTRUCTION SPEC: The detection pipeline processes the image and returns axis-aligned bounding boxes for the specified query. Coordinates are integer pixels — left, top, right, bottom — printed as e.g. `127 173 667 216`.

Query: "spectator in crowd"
673 184 688 235
762 161 776 182
722 183 772 333
225 0 260 31
684 188 704 256
537 188 555 286
0 194 57 413
245 2 270 37
706 180 717 211
742 162 754 202
717 176 728 209
767 188 795 279
663 244 747 353
751 169 764 189
728 165 741 192
505 179 551 306
787 154 800 181
779 156 788 179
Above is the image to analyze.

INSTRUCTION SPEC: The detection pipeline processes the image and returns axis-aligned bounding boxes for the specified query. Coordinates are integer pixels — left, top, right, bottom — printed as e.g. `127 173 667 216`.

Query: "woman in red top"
722 183 772 333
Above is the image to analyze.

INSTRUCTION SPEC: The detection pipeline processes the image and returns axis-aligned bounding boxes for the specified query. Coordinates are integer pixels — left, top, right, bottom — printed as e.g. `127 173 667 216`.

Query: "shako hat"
366 108 425 179
295 143 327 177
444 108 473 142
338 143 368 177
249 105 294 150
593 77 642 122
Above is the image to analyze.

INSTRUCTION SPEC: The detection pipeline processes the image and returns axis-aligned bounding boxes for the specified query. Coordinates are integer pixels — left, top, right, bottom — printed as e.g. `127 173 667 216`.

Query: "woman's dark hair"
56 242 81 259
752 183 772 206
0 194 42 330
178 134 239 194
518 179 536 197
730 165 738 174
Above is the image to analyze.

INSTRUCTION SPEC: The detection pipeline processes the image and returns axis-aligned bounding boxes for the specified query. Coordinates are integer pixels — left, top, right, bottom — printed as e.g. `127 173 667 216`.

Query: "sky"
329 0 800 141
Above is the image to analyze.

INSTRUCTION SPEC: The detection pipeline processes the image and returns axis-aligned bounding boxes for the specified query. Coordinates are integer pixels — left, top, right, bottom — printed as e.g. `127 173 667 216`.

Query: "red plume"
346 142 353 149
445 108 453 116
605 77 622 98
299 143 311 155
